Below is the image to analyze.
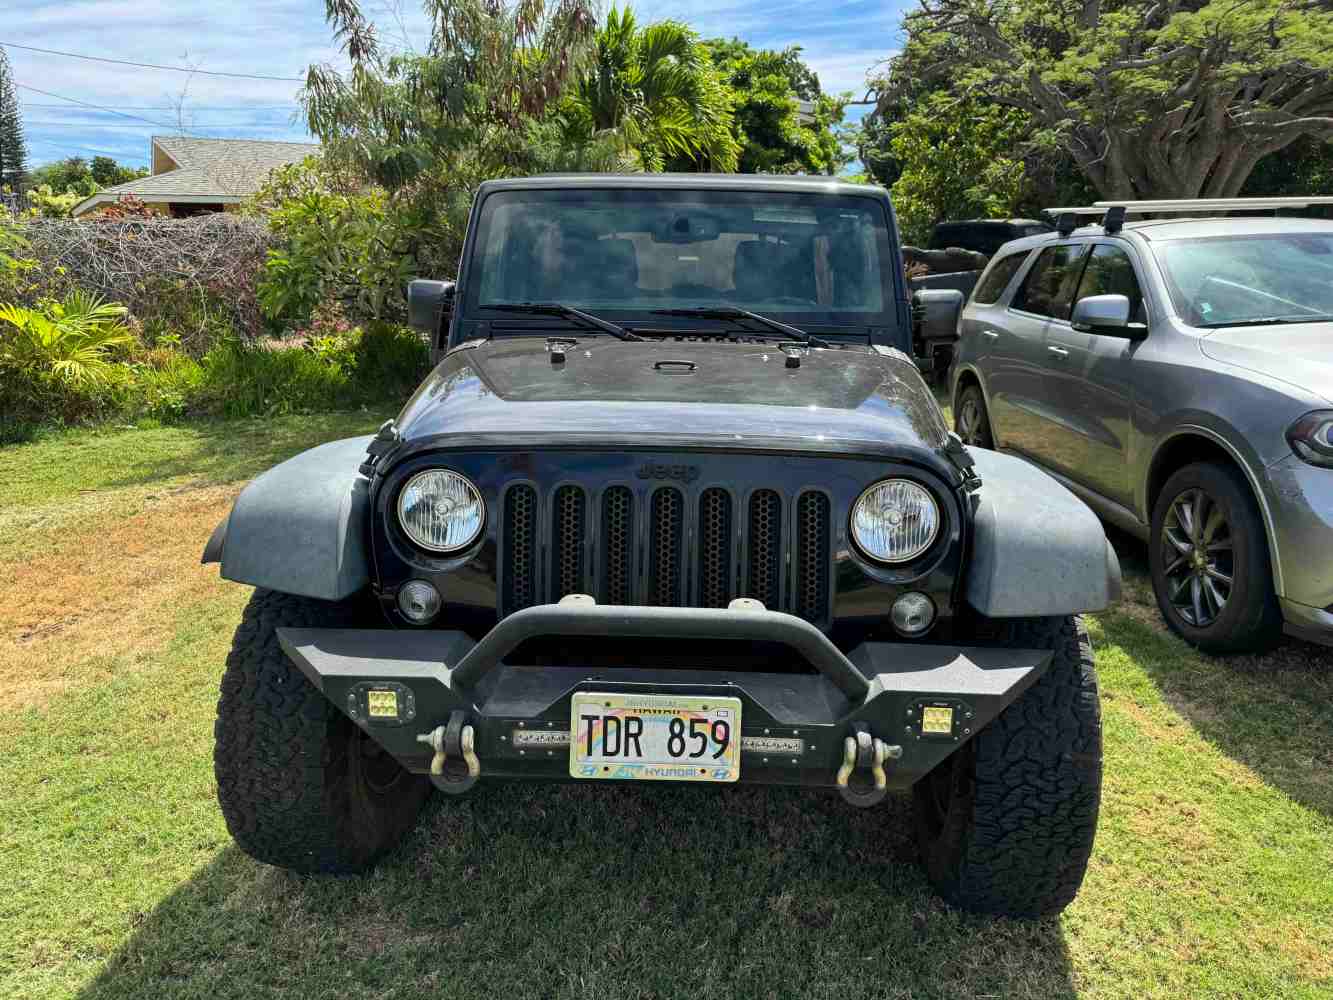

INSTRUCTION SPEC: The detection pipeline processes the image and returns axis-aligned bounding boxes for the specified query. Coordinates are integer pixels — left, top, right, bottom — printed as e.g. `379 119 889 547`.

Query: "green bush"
0 291 137 435
189 322 429 419
254 159 447 331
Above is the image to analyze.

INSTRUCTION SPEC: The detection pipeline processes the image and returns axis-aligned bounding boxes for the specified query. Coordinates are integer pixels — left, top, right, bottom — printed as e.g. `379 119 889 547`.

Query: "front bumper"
280 601 1053 796
1266 455 1333 646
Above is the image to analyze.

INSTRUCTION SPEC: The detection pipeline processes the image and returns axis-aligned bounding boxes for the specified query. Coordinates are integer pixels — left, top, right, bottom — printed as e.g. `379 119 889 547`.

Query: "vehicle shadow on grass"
1101 528 1333 821
78 786 1078 1000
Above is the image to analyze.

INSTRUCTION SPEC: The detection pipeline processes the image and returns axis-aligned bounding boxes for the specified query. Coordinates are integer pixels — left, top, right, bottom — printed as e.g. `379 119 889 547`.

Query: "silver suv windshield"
1154 232 1333 329
463 187 894 330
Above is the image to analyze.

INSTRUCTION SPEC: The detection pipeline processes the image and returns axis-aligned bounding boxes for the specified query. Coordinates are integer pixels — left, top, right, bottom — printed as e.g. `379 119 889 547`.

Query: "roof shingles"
74 136 319 215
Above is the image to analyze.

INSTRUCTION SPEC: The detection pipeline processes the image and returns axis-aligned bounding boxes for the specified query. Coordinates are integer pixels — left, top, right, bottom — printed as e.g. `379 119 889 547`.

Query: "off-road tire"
1149 461 1282 655
215 589 432 874
955 383 994 449
913 615 1101 918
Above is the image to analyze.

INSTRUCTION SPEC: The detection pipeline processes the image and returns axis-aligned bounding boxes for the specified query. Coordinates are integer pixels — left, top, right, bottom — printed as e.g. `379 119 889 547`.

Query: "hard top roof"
477 173 886 198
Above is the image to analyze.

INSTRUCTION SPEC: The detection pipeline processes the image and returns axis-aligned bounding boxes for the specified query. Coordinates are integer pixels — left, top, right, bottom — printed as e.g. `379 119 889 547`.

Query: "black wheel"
954 383 993 449
1149 462 1282 654
913 615 1102 918
215 589 432 874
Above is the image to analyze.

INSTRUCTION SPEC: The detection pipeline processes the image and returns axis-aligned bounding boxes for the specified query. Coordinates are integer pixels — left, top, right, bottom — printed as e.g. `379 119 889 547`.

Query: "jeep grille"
500 482 832 624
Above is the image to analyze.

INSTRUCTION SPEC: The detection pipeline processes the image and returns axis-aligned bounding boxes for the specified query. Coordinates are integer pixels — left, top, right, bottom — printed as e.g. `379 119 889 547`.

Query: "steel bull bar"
278 598 1053 806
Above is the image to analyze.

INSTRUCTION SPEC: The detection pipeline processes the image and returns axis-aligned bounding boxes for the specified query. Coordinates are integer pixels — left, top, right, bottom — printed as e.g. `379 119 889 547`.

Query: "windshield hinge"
943 432 982 490
359 419 401 478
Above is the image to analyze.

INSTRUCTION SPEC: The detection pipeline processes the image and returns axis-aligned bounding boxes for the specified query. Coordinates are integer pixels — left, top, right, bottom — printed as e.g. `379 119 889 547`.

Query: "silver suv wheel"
1159 487 1234 627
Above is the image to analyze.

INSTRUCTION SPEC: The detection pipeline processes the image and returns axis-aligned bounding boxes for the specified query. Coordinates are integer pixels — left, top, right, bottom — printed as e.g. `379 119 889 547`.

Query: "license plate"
570 692 741 782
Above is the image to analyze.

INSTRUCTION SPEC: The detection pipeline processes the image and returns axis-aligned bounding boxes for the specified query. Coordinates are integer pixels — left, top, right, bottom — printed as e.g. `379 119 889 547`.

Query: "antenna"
1056 212 1077 237
1102 206 1125 234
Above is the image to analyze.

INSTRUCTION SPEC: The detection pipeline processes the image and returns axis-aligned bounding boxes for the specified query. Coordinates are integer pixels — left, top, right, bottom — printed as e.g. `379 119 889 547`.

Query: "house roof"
72 136 319 216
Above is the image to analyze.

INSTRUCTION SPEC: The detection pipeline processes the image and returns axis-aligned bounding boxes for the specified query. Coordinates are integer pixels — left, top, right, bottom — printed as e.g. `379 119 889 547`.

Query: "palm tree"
563 7 739 172
0 291 135 387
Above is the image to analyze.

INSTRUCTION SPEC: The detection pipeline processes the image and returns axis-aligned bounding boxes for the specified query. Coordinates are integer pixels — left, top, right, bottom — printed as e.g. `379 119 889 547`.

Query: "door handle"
982 329 999 340
1047 345 1069 358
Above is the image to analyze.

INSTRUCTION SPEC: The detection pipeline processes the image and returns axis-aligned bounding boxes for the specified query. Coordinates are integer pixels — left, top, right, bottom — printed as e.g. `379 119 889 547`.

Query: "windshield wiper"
1200 314 1333 328
649 307 831 348
482 303 644 341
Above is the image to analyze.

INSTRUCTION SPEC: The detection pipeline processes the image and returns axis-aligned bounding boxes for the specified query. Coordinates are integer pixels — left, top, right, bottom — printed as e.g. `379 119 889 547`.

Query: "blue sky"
5 0 906 170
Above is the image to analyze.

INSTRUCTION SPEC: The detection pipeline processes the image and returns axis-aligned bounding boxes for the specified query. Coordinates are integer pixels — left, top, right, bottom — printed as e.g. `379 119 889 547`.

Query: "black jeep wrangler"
203 175 1119 918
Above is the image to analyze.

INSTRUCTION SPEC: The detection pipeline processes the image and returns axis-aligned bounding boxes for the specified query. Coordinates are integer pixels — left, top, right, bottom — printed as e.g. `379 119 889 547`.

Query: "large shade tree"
304 0 612 201
702 38 848 175
888 0 1333 200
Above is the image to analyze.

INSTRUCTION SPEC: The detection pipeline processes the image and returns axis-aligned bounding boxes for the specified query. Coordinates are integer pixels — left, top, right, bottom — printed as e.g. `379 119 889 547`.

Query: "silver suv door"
959 249 1030 392
1041 243 1147 508
987 243 1089 455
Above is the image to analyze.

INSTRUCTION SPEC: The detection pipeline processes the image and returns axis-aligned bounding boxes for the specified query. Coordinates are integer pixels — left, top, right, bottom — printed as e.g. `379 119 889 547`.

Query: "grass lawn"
1 413 1330 999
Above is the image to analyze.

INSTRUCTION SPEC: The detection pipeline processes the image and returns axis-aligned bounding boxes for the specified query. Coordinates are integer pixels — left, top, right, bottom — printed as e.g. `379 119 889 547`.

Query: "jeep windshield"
462 187 896 336
1155 232 1333 329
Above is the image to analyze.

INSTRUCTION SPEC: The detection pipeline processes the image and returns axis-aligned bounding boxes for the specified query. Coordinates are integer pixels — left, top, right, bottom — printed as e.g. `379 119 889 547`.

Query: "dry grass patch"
0 485 237 712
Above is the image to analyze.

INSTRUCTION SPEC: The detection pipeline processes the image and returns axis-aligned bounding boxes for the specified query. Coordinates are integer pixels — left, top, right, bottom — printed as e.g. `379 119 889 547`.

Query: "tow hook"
416 709 480 794
836 723 902 807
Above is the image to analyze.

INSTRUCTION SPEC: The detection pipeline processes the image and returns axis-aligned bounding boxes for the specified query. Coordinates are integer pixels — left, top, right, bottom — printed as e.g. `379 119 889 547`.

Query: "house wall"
151 145 178 176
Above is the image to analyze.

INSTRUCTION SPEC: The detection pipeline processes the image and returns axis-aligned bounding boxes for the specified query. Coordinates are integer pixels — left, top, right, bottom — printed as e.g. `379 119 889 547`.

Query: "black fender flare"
201 436 373 602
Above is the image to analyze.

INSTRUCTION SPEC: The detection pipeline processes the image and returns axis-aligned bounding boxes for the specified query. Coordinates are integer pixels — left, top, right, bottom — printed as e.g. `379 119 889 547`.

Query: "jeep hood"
1200 325 1333 405
393 338 951 463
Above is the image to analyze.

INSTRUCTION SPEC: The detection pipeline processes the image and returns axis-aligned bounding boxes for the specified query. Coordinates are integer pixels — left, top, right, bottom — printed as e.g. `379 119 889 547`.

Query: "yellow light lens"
921 706 953 735
367 690 399 718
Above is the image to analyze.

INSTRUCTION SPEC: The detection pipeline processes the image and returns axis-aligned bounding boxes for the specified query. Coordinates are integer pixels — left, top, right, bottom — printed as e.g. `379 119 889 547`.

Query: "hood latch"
358 418 401 478
944 432 982 490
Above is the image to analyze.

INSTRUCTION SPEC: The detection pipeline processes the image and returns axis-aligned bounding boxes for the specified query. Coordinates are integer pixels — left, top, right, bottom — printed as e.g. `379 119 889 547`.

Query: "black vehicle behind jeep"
203 175 1119 918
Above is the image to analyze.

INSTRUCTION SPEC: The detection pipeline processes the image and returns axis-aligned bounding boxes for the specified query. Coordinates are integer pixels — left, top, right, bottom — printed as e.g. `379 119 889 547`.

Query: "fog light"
397 580 442 623
890 591 936 636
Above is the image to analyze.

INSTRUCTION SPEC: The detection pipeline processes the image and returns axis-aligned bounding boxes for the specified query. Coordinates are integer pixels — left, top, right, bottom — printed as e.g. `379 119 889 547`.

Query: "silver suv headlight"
1287 410 1333 468
851 479 940 563
397 470 485 553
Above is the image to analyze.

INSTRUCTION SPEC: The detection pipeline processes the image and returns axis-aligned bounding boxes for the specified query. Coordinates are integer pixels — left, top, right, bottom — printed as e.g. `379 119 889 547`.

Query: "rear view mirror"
1071 294 1143 339
407 279 455 347
913 289 965 344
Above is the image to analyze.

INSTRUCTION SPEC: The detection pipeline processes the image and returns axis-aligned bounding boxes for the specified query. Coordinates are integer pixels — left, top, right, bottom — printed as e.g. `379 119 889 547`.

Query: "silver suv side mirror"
1071 294 1145 339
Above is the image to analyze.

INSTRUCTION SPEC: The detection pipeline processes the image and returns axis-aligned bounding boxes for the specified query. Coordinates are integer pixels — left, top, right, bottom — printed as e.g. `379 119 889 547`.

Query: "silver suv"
948 200 1333 652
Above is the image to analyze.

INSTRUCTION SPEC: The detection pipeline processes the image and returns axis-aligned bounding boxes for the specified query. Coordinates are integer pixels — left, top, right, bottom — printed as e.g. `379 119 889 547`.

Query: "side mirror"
913 288 965 344
407 279 455 346
1071 294 1144 339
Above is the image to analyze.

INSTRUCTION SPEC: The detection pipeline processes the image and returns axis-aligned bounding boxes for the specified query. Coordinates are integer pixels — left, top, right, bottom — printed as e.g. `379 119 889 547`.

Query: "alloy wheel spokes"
1162 487 1233 628
959 402 980 444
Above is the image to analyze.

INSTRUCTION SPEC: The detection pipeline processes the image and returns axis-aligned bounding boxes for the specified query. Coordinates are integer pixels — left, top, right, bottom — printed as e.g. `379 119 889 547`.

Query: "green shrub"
0 291 137 433
126 348 206 422
186 322 428 420
254 160 447 331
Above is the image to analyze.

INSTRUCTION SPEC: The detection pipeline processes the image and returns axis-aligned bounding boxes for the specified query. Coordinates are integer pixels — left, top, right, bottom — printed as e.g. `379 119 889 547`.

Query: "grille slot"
502 484 538 615
601 486 634 605
697 488 733 608
551 485 586 601
745 489 783 609
649 488 684 606
794 491 831 623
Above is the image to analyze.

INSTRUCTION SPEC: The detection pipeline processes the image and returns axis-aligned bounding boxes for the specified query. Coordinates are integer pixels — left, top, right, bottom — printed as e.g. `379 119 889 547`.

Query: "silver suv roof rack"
1044 197 1333 236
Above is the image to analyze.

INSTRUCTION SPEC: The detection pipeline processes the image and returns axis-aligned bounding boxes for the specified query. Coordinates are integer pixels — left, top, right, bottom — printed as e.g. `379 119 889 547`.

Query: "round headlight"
397 470 484 553
851 479 940 563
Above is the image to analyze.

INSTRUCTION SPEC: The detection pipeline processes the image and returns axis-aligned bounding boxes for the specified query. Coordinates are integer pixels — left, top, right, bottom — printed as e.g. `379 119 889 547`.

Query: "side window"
971 252 1027 304
1012 244 1088 320
1074 244 1145 321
